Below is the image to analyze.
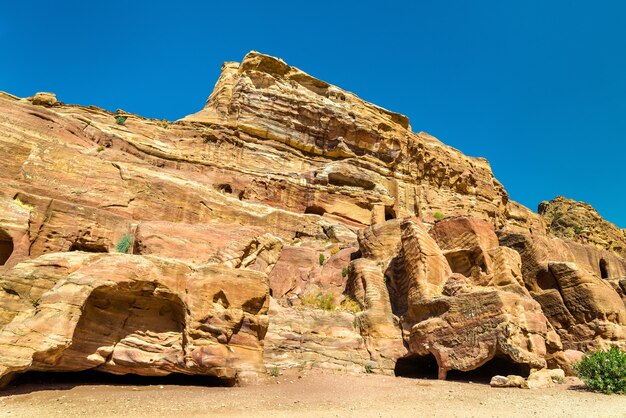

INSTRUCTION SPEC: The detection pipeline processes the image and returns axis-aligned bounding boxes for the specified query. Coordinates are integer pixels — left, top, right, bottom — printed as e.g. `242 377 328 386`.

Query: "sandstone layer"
0 52 625 386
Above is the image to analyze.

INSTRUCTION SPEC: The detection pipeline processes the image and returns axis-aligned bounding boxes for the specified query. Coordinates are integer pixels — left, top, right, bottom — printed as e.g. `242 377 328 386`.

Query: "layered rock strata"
0 52 625 386
0 253 269 386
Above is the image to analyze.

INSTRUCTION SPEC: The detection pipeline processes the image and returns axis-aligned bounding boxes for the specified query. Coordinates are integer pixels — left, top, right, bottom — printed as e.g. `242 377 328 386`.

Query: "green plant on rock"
364 364 373 374
341 267 349 278
319 253 325 266
301 291 335 311
434 211 445 220
115 115 127 126
340 295 361 313
116 235 132 254
574 347 626 394
573 225 584 234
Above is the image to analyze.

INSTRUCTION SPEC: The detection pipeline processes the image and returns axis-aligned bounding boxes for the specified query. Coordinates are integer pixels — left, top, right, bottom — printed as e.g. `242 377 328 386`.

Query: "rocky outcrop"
0 253 270 386
399 218 554 379
539 196 626 257
0 51 625 386
499 232 626 351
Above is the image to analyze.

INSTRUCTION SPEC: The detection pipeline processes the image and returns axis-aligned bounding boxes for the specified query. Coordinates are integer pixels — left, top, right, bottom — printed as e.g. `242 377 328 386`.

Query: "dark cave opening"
6 370 229 392
384 207 396 221
446 357 530 383
394 354 530 383
599 259 609 279
394 354 439 379
69 242 109 253
0 230 14 265
304 205 326 216
217 183 233 194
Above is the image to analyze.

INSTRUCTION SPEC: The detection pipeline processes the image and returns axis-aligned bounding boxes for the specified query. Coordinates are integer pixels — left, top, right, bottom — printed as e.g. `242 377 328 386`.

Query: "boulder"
0 253 270 386
523 368 565 389
490 374 525 388
31 92 57 107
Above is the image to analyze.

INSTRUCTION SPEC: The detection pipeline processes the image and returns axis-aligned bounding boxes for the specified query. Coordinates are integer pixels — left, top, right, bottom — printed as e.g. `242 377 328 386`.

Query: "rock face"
0 51 625 386
0 253 269 386
399 218 553 378
539 196 626 258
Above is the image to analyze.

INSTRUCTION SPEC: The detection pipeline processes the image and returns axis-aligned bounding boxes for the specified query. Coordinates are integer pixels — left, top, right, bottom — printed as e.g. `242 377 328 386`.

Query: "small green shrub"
340 295 361 313
115 115 127 126
116 235 132 254
341 267 349 278
96 145 105 152
573 225 584 234
434 211 445 220
330 246 340 256
269 366 280 377
364 364 373 374
574 347 626 394
319 253 325 266
301 291 335 311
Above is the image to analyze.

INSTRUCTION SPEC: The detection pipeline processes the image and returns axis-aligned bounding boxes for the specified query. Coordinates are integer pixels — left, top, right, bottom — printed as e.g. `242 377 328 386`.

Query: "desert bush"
269 366 280 377
574 347 626 394
330 246 340 256
341 267 349 278
434 211 445 220
116 235 132 254
319 253 325 266
301 291 335 311
340 295 361 313
115 115 127 125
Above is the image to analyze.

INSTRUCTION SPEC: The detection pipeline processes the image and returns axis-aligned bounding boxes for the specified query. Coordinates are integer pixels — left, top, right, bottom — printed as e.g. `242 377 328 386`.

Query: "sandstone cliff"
0 52 624 387
539 196 626 258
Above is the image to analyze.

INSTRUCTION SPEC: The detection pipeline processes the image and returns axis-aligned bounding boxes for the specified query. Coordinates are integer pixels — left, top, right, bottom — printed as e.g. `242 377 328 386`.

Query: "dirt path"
1 370 624 418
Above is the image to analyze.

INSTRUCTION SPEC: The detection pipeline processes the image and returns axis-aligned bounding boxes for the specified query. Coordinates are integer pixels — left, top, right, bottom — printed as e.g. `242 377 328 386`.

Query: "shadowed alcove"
0 230 14 265
599 259 609 279
394 354 530 383
54 282 187 376
7 370 228 393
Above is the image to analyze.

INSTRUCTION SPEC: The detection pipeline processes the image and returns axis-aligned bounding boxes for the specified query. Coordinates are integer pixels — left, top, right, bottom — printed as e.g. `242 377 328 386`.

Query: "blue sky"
2 1 625 227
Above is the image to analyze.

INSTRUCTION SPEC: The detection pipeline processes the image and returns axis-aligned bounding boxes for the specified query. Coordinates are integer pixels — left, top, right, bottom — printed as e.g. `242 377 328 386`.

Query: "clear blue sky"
2 1 625 227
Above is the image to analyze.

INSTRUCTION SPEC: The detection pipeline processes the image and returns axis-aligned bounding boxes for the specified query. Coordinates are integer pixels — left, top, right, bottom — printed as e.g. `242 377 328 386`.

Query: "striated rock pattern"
0 51 625 386
0 253 269 386
539 196 626 257
399 218 554 378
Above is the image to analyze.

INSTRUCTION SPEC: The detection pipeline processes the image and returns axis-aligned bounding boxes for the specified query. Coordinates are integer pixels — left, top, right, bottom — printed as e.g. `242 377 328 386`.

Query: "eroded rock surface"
0 51 625 386
0 253 269 386
539 196 626 257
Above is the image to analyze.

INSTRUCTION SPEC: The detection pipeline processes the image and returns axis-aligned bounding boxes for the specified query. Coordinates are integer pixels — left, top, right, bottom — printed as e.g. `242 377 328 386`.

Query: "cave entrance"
55 282 187 375
384 207 396 221
0 230 14 265
7 370 228 391
446 356 530 383
217 184 233 194
599 259 609 279
394 354 439 379
69 241 109 253
304 205 326 216
394 354 530 383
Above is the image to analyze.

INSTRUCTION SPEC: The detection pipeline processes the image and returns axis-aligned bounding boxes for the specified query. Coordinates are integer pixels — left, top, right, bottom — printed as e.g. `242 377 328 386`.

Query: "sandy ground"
0 370 625 418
